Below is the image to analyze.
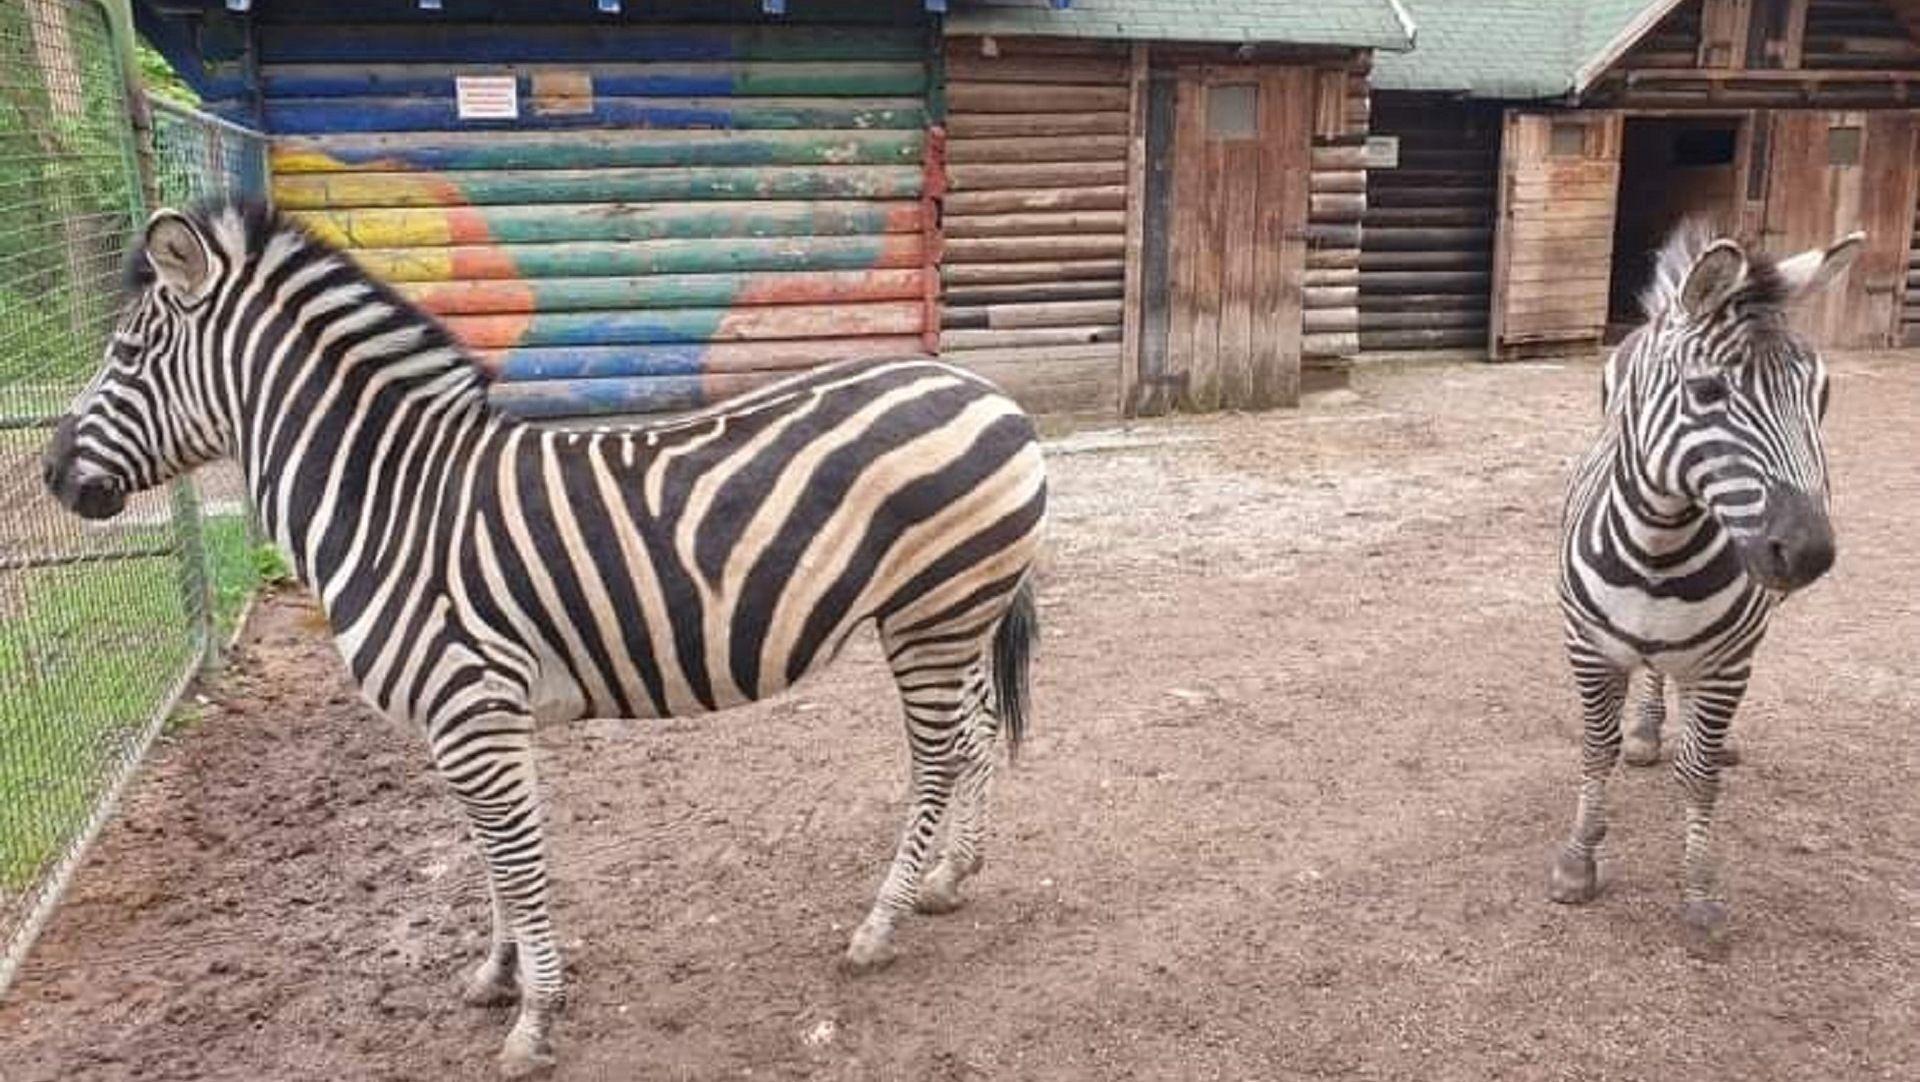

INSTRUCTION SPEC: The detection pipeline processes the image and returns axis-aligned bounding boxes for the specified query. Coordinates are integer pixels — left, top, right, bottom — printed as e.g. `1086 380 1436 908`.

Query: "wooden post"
1119 42 1148 415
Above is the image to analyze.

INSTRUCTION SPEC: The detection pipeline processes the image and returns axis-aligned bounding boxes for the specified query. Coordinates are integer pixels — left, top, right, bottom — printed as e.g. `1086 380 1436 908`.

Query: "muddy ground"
3 353 1918 1082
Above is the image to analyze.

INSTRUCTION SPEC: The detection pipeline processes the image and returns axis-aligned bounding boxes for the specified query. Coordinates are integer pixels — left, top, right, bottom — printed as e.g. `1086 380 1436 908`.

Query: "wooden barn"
1366 0 1920 360
133 0 1412 419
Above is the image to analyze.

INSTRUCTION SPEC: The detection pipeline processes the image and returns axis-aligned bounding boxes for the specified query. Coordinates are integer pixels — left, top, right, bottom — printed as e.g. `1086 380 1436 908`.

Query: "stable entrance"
1607 116 1746 337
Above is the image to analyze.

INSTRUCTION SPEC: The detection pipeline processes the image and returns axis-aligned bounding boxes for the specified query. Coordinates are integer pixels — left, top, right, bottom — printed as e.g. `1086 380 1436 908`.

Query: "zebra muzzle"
1741 484 1835 593
42 415 128 521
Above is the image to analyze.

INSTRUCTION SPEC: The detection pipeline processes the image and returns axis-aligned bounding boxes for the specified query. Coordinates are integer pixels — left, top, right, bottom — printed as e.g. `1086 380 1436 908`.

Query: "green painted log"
271 130 926 174
293 201 922 248
273 165 925 209
351 234 925 282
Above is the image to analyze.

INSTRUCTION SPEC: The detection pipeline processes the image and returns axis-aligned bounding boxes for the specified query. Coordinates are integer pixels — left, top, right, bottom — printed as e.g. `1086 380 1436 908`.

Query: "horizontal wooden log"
944 185 1127 216
399 269 929 316
947 134 1130 164
1306 247 1361 270
1304 285 1359 309
946 81 1132 114
261 23 928 64
445 301 926 349
294 201 921 248
942 259 1126 286
1360 249 1492 271
1303 267 1362 288
271 129 924 174
1358 309 1489 331
1312 142 1397 170
944 280 1123 305
986 300 1124 330
258 61 928 101
1305 223 1362 248
944 211 1127 238
350 234 924 282
273 165 923 209
1363 226 1493 252
1367 184 1494 208
939 325 1121 350
945 111 1130 139
1310 193 1368 220
947 161 1129 191
1359 291 1490 314
943 52 1132 86
944 234 1128 264
945 34 1131 60
1361 270 1493 294
1359 327 1489 351
1302 331 1359 358
939 349 1119 416
1303 309 1360 334
479 336 926 382
261 95 927 136
1365 206 1494 228
1311 170 1367 194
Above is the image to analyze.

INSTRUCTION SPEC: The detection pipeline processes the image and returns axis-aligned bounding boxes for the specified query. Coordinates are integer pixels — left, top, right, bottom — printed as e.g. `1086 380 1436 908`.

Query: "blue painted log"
258 24 928 65
261 95 926 134
258 62 927 99
271 129 924 173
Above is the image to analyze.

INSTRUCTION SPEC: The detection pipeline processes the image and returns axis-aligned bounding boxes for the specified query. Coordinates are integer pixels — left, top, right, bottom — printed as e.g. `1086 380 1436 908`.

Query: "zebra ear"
1776 231 1864 301
143 210 214 303
1679 239 1748 320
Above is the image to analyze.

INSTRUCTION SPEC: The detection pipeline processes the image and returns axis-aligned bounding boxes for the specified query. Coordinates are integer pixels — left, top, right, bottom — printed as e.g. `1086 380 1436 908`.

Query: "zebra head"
43 207 238 520
1631 222 1862 595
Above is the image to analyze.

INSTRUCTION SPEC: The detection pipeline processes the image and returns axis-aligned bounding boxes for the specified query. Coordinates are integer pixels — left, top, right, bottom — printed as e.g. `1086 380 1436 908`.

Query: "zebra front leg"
1622 670 1666 766
1549 643 1629 905
462 876 520 1007
918 680 996 915
844 637 980 973
1673 672 1749 958
431 701 564 1077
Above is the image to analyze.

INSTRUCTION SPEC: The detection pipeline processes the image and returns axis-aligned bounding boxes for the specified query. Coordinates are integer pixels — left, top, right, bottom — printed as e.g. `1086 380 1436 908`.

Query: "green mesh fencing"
0 0 268 994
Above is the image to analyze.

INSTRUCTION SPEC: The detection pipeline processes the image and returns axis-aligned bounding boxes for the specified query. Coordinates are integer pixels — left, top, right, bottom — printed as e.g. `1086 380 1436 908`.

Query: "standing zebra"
42 200 1047 1076
1551 221 1859 954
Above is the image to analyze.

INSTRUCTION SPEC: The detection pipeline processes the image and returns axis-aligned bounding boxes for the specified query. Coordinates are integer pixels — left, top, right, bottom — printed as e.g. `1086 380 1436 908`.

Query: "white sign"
456 75 519 120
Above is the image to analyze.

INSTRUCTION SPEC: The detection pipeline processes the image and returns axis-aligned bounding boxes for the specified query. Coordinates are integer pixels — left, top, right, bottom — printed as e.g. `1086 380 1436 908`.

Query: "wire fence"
0 0 268 994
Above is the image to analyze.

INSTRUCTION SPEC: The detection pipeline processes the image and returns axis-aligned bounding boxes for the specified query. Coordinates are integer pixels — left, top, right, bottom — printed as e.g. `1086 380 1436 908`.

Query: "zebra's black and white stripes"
1549 222 1858 952
44 201 1047 1076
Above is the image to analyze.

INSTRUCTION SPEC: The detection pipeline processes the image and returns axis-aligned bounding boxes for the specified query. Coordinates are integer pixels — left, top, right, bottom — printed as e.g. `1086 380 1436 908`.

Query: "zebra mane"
1640 217 1791 322
132 196 487 381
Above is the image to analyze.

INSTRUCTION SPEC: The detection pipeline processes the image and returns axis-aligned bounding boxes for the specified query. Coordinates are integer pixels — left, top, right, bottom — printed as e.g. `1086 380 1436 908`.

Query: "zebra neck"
1606 432 1713 560
239 339 501 602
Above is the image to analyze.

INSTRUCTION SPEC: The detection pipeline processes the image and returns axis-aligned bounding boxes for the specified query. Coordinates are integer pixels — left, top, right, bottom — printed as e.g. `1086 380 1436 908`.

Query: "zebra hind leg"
462 876 520 1007
1549 643 1629 905
1622 670 1666 767
430 698 565 1077
1673 672 1749 959
843 622 992 973
916 685 996 916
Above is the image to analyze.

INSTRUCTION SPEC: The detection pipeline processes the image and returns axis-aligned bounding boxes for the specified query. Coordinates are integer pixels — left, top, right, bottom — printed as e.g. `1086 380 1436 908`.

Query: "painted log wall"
937 35 1128 415
1304 56 1374 363
254 21 934 418
1359 94 1499 354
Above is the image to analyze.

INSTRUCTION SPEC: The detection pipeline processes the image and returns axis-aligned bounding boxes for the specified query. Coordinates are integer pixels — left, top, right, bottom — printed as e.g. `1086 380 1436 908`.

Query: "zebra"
42 200 1047 1076
1549 220 1860 954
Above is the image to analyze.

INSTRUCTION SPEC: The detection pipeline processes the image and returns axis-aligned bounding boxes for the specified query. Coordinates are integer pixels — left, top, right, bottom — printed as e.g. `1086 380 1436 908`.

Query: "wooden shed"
1367 0 1920 359
137 0 1411 419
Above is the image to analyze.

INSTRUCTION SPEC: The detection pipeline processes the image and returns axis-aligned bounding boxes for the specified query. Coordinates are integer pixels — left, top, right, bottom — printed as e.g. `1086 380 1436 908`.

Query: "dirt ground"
3 352 1919 1082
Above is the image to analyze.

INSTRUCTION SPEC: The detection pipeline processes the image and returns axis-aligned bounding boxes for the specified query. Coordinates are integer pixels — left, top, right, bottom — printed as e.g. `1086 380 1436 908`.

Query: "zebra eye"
1686 376 1729 408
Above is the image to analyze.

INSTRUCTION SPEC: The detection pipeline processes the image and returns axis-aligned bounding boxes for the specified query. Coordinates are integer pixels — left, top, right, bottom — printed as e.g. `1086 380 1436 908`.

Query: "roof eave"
1571 0 1692 96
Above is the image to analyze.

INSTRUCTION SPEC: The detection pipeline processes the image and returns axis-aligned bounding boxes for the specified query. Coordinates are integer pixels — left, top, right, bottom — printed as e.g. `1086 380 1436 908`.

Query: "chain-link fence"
0 0 268 993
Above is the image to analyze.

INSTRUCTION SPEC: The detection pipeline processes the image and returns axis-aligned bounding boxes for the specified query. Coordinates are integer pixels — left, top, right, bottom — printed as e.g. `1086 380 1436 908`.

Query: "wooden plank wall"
1303 56 1373 364
247 21 934 419
1803 0 1920 67
1359 93 1498 354
938 35 1127 415
1489 112 1624 356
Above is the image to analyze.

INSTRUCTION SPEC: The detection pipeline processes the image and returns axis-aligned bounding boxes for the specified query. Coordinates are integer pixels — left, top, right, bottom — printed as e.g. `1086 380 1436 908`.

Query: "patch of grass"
0 515 268 892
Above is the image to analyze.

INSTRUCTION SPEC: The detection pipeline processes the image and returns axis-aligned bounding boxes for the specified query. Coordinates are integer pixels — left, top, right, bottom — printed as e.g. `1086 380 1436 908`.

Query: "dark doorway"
1608 117 1745 336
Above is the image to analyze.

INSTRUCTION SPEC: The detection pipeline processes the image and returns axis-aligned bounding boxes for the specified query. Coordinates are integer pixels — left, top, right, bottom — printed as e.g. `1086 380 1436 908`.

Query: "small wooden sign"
532 71 594 117
455 75 519 120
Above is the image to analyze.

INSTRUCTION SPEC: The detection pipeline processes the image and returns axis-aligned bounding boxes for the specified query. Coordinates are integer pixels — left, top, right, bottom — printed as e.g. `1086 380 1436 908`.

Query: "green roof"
944 0 1417 52
1373 0 1674 99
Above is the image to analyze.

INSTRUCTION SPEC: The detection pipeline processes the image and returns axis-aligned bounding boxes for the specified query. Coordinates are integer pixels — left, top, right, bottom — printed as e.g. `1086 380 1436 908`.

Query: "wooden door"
1146 65 1313 411
1489 110 1623 357
1762 110 1919 348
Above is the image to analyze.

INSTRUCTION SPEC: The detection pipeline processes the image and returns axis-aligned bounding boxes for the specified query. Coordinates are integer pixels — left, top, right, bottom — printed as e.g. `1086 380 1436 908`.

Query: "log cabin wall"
939 35 1130 415
1303 55 1374 366
1906 179 1920 342
1358 93 1500 354
233 11 937 420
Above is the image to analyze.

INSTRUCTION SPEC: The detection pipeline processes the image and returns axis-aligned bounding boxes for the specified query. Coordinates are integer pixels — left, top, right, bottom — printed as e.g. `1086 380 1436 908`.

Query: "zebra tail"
992 578 1038 761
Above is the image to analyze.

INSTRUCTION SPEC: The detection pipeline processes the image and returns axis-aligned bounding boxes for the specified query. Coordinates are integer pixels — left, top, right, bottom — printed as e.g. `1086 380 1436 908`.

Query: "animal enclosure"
4 353 1920 1079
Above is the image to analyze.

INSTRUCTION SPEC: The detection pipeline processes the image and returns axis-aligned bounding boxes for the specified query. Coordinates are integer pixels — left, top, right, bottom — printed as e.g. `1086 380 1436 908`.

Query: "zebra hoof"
497 1030 556 1079
915 864 968 915
1682 900 1732 960
464 970 520 1008
842 924 898 975
1547 851 1600 905
1717 744 1743 767
1622 737 1662 767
